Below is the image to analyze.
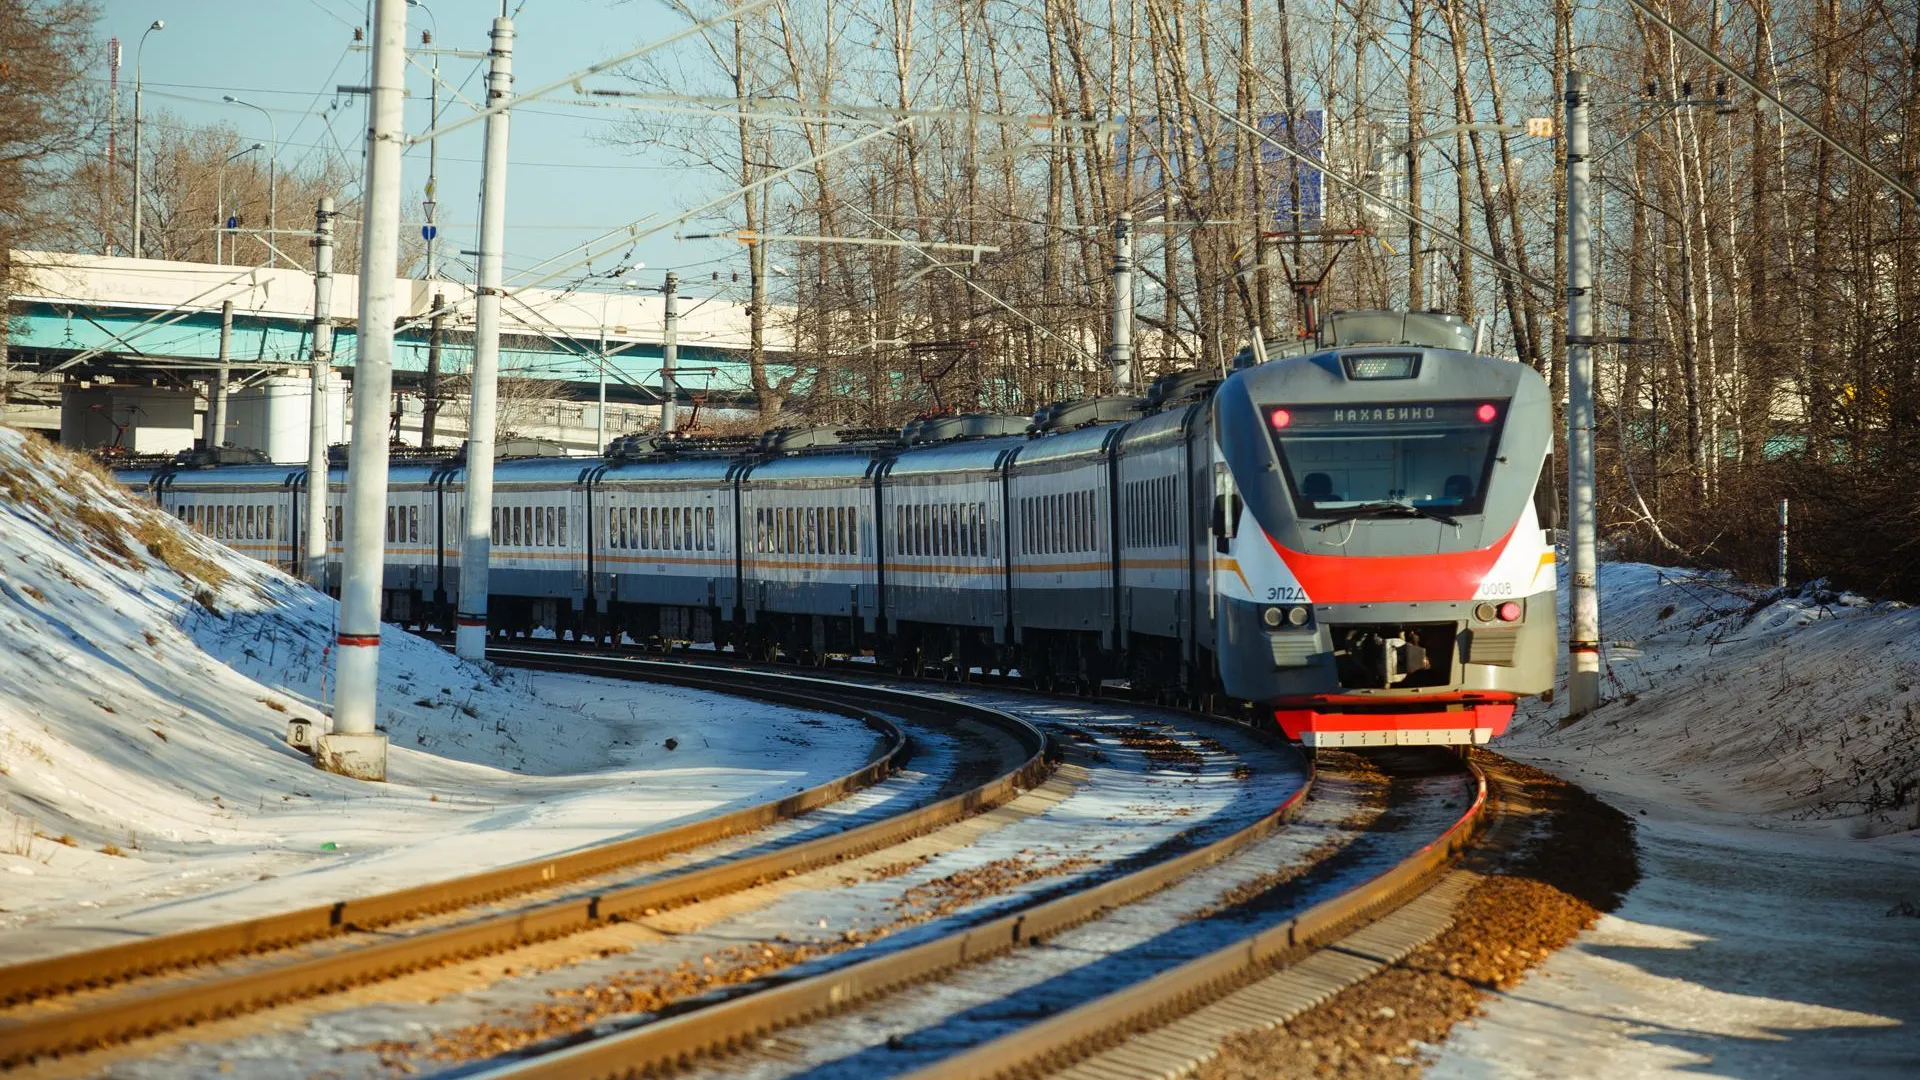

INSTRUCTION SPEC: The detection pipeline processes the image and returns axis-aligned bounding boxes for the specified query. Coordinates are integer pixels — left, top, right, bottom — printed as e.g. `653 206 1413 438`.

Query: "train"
117 309 1557 747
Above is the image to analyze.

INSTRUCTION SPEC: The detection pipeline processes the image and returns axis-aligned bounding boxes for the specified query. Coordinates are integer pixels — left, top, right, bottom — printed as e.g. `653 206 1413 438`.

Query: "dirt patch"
889 852 1096 924
1101 723 1206 772
363 852 1095 1071
1195 754 1639 1080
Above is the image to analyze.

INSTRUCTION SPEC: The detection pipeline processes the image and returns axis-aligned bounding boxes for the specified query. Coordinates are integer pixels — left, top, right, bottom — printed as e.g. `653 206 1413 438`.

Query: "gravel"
1195 754 1640 1080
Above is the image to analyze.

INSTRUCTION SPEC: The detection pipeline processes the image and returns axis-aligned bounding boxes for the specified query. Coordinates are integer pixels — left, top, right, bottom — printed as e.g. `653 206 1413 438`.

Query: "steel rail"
462 719 1318 1080
904 757 1493 1080
0 663 1049 1067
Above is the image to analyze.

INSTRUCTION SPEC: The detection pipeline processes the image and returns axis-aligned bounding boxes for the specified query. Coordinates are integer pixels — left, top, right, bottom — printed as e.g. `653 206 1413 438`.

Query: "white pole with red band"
322 0 407 781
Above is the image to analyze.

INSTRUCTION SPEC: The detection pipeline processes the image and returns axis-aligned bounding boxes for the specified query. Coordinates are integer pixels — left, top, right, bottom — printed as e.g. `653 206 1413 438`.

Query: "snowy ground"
1433 561 1920 1077
0 428 881 957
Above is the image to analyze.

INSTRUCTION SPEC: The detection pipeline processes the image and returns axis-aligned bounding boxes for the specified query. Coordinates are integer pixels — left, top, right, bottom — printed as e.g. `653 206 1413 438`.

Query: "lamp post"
131 19 164 257
407 0 441 283
222 95 278 266
216 143 263 265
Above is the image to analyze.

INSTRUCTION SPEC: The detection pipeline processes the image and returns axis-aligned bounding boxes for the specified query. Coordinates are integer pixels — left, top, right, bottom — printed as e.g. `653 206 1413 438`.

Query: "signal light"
1476 403 1498 423
1497 601 1522 622
1473 602 1497 622
1270 408 1292 429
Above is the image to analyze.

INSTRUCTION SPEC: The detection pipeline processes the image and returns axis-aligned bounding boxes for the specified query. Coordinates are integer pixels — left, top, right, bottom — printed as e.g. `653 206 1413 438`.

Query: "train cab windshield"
1265 400 1506 518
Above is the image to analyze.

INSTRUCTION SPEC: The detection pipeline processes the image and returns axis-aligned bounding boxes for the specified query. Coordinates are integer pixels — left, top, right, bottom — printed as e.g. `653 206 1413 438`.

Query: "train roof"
146 463 307 488
742 450 883 483
596 455 742 484
485 457 603 485
1013 420 1126 467
886 436 1024 479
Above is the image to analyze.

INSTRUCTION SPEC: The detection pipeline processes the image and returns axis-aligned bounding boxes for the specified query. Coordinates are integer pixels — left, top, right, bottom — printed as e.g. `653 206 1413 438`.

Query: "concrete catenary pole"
209 300 233 448
307 197 336 589
455 10 514 662
1107 213 1134 393
1565 69 1602 719
661 271 678 434
597 322 608 451
323 0 407 781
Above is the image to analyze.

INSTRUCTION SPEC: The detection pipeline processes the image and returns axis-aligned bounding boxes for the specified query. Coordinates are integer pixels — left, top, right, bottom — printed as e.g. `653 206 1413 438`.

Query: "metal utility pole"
324 0 407 782
1107 213 1134 393
456 10 514 663
597 322 609 451
1564 69 1601 720
423 293 446 446
307 197 336 590
131 20 163 257
661 271 679 434
209 300 233 448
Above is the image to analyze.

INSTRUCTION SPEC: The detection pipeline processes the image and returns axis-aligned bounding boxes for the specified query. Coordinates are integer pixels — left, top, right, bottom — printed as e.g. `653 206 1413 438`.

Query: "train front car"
1211 312 1555 747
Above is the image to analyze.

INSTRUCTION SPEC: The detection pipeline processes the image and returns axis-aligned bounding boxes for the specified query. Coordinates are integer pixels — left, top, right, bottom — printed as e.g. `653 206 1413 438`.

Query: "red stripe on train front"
1266 524 1516 605
1273 703 1516 741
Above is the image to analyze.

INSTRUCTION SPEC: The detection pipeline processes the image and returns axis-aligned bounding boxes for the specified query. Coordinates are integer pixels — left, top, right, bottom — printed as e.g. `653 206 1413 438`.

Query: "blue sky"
104 0 743 296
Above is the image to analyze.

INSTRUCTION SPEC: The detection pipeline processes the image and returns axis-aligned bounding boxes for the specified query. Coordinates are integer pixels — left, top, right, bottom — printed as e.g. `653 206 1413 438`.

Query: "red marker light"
1270 408 1292 429
1497 601 1522 622
1476 403 1498 423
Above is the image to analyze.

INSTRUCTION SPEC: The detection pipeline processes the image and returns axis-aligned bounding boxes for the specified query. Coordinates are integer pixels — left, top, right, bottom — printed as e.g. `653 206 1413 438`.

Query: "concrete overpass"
1 250 794 458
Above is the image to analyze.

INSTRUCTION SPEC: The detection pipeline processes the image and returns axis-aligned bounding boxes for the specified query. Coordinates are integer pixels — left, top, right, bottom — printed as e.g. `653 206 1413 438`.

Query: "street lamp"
222 95 278 266
131 19 164 257
407 0 442 281
598 264 645 449
216 143 264 265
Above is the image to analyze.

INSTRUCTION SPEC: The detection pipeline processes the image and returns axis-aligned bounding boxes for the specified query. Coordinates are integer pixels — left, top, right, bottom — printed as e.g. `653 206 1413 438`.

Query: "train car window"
932 505 944 558
682 506 692 550
410 506 421 543
266 506 276 541
917 503 929 557
559 506 568 548
695 506 706 552
491 508 500 544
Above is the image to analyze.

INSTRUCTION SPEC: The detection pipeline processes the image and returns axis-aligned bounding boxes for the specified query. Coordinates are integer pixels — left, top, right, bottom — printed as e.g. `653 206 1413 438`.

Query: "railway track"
0 662 1049 1069
2 647 1504 1080
445 735 1489 1080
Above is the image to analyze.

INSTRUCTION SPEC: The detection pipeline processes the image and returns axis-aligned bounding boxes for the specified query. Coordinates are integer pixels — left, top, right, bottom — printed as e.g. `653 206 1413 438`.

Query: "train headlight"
1497 601 1523 622
1473 602 1497 622
1287 605 1310 627
1262 606 1284 628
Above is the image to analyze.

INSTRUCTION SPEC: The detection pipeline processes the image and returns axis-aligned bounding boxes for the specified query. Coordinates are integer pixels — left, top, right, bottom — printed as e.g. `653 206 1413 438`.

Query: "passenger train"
118 310 1557 747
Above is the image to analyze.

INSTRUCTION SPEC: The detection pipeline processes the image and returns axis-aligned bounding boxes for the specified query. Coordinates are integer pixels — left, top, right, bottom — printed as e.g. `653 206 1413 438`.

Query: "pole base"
455 622 488 662
315 731 389 782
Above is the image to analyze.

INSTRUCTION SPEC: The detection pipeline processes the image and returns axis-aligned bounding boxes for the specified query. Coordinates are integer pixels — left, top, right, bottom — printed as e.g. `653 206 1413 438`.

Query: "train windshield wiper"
1309 501 1460 531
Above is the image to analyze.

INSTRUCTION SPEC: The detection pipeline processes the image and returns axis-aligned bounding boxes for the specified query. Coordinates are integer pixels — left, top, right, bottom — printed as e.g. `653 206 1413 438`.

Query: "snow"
1432 560 1920 1077
0 428 880 957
